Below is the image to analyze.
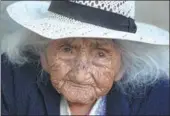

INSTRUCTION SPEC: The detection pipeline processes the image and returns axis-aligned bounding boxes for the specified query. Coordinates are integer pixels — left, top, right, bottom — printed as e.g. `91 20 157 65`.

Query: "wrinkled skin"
41 38 122 104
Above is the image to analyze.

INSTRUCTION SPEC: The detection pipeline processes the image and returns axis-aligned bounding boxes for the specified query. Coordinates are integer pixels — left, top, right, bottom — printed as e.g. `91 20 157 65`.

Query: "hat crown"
69 0 135 19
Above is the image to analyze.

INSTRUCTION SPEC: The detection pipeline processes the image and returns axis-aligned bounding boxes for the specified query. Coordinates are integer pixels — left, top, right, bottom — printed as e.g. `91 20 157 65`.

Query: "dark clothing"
1 54 170 115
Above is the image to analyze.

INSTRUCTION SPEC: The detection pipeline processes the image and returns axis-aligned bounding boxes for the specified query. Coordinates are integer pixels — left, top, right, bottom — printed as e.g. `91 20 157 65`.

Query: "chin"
61 84 97 104
65 94 97 105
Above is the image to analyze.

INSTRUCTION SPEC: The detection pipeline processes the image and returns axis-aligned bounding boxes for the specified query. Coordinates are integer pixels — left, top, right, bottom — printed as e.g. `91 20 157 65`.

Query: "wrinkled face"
42 38 122 104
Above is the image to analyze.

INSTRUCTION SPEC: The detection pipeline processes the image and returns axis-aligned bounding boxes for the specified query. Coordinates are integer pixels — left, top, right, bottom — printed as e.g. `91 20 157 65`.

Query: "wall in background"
135 1 169 31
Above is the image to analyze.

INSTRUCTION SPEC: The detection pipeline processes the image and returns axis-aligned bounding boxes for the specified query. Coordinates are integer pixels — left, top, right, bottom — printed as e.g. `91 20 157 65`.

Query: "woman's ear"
114 69 124 81
40 53 49 72
114 54 123 82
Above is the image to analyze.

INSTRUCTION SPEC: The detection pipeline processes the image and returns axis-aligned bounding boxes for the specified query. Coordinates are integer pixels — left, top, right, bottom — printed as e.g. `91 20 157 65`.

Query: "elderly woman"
1 1 169 116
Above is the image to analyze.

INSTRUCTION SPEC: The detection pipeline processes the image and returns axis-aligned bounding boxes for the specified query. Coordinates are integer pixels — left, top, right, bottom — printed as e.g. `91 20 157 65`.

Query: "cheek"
92 56 120 88
91 54 121 96
92 68 115 96
46 55 74 82
50 62 71 78
93 68 115 88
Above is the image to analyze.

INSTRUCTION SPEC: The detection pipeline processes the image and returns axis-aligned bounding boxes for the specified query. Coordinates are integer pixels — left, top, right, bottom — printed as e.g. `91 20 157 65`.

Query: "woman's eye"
61 45 72 53
63 47 72 52
59 45 76 60
98 51 105 57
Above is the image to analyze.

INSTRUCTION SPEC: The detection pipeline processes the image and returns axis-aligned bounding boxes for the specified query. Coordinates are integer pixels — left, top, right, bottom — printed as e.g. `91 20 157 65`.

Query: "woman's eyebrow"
61 39 75 45
94 40 110 47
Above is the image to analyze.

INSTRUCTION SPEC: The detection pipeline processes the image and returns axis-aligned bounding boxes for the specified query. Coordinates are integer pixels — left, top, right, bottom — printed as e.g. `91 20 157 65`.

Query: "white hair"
1 28 169 96
114 40 169 96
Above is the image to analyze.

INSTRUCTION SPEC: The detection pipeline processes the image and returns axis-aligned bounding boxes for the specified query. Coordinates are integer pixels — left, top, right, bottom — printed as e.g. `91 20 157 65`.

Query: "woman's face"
42 38 122 104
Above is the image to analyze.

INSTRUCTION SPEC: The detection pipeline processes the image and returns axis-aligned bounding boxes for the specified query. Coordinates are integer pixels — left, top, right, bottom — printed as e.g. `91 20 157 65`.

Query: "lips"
67 81 90 88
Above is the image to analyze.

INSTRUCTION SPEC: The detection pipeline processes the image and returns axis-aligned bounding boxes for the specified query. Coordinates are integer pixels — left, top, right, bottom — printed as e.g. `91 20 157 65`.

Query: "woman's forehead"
49 38 114 47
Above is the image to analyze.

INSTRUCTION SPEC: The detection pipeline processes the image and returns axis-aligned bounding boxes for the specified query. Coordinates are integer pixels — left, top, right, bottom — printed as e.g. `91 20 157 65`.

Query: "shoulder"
137 78 169 115
107 78 169 115
1 53 41 88
1 53 44 115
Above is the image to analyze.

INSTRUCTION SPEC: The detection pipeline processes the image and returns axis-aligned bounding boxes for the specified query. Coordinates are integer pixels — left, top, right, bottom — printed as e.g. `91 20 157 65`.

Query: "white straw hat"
6 1 169 45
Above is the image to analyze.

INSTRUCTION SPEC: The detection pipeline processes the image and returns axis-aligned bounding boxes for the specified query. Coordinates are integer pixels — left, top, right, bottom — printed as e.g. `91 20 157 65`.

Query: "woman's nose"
68 56 91 84
72 68 89 84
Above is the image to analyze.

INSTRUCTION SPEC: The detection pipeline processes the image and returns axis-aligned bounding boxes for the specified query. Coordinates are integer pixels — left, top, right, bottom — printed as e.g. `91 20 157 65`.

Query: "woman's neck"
68 101 96 115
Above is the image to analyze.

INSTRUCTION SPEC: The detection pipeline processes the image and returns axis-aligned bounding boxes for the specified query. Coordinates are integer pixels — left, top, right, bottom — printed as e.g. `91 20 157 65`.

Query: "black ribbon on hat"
48 1 137 33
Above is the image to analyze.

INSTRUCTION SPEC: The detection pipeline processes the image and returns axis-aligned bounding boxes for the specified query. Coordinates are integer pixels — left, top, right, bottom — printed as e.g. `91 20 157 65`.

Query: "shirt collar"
60 96 106 115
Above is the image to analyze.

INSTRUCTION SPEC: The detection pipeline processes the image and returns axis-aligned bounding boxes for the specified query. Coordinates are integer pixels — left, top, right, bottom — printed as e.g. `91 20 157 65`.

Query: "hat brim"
7 1 169 45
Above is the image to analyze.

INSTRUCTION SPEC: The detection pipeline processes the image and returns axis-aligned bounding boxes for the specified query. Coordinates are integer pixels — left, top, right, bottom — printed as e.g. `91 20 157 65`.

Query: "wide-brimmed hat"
6 1 169 45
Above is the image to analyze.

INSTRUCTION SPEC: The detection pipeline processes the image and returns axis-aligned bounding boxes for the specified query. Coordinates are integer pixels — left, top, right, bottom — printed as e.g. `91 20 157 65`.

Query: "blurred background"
0 1 169 40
